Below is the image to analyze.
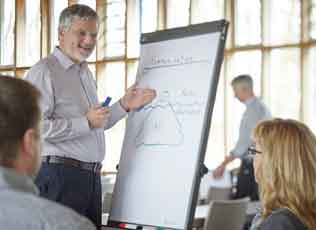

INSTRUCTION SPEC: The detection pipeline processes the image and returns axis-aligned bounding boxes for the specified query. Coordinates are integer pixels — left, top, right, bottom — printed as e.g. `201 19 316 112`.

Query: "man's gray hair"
231 74 253 91
58 4 99 31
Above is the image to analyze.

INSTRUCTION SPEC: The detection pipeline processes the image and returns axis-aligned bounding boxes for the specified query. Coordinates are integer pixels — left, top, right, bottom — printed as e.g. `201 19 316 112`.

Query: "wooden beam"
15 0 25 67
41 0 50 58
96 0 106 61
158 0 166 30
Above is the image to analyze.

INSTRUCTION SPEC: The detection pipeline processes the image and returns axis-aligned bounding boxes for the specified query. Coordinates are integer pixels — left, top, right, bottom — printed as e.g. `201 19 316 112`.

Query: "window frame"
1 0 316 173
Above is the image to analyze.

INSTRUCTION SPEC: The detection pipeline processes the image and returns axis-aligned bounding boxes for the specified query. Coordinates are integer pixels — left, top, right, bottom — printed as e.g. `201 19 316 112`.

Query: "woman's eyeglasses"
248 146 262 155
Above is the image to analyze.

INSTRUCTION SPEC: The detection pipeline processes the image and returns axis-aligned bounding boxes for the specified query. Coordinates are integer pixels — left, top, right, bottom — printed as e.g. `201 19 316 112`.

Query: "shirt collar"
0 166 39 195
53 47 87 70
245 96 257 107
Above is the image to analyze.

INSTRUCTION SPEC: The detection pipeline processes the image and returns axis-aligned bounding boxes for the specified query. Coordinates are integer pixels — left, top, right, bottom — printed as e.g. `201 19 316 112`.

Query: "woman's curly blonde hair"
253 118 316 229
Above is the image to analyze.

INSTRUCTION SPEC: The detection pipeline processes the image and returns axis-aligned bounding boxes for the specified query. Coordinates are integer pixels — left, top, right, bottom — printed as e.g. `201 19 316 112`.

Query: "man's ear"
20 129 36 158
58 27 65 41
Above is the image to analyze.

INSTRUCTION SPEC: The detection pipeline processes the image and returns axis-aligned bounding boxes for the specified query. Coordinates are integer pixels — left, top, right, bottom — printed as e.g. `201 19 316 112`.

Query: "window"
235 0 261 46
191 0 224 24
127 0 140 58
0 0 15 66
21 0 41 66
310 0 316 39
303 48 316 131
265 0 301 45
166 0 190 29
268 49 301 119
1 0 316 172
205 69 225 169
49 0 68 52
97 62 126 171
141 0 157 33
104 0 126 58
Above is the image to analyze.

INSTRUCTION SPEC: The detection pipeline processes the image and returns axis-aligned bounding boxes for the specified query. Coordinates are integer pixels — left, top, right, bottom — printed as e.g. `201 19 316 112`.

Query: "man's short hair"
0 76 41 167
58 4 99 31
231 74 253 91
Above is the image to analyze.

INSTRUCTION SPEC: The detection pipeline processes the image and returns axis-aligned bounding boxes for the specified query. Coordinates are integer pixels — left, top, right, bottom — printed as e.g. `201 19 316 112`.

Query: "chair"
203 197 250 230
207 186 231 203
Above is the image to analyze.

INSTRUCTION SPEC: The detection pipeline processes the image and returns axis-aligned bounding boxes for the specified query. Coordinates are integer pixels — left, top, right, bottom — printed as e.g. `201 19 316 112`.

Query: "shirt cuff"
111 101 128 116
230 150 242 158
71 116 90 135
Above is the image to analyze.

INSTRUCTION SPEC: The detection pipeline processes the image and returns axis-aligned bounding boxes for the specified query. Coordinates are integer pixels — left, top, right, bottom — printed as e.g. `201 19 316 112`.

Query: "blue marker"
102 96 112 107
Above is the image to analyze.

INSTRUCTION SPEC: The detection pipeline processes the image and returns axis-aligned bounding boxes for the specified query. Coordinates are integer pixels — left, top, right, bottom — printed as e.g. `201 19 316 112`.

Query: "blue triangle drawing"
135 100 184 148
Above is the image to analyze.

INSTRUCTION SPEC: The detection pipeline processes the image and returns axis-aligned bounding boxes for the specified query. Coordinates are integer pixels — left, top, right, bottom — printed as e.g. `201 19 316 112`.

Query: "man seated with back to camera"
0 75 96 230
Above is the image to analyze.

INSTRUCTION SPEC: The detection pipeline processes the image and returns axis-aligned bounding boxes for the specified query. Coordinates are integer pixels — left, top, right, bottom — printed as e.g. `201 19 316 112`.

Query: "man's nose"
83 34 96 44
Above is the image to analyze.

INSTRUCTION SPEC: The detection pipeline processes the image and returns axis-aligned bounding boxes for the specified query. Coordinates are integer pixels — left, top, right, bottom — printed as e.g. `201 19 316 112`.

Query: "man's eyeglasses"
248 146 262 155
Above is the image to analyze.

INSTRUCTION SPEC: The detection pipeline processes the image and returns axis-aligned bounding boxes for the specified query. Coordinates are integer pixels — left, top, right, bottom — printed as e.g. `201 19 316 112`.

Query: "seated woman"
250 118 316 230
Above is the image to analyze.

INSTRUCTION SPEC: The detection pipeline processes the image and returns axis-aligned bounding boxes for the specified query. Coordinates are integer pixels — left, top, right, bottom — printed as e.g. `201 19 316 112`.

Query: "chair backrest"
207 186 231 202
204 197 250 230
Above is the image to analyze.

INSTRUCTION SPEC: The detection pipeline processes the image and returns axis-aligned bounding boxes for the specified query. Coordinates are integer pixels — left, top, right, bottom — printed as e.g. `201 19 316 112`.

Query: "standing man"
25 4 156 229
213 74 271 200
0 76 96 230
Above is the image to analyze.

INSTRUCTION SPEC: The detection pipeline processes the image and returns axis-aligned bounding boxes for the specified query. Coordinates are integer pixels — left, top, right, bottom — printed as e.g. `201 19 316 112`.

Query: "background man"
213 74 271 200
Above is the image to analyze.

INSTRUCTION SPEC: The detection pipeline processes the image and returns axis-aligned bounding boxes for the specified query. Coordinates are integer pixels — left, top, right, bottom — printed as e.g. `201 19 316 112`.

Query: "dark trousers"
235 158 259 201
35 163 102 229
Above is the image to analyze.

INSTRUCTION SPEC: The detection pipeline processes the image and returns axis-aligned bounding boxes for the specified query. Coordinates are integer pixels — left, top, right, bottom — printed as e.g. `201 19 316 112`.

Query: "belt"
42 156 102 173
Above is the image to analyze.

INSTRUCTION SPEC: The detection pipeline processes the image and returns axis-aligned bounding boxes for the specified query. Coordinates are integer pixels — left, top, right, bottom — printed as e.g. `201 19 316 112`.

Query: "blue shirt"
230 96 271 158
